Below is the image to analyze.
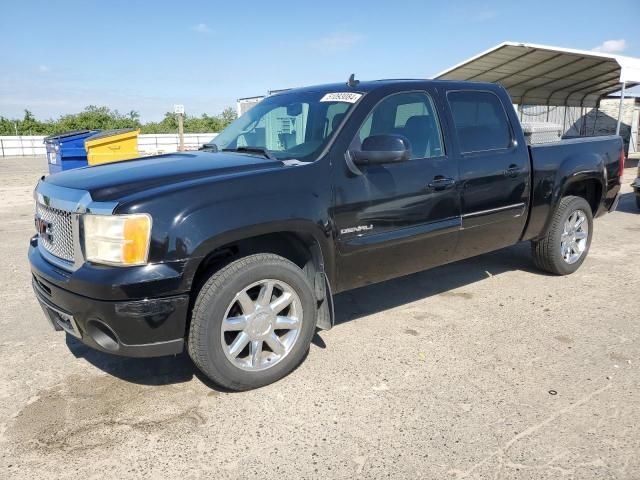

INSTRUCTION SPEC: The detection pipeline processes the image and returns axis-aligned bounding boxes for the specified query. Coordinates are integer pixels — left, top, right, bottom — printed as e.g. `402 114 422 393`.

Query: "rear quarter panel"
522 135 623 241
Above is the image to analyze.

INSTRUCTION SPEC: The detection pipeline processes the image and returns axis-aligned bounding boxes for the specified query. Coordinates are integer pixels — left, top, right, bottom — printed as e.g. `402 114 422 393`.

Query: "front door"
331 90 460 292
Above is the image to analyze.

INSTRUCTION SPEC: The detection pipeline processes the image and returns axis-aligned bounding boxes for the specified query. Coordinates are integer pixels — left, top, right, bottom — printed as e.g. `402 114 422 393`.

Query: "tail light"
619 149 625 178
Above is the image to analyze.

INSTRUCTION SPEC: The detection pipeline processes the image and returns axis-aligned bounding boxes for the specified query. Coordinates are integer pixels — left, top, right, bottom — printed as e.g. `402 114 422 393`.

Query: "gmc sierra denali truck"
29 79 623 390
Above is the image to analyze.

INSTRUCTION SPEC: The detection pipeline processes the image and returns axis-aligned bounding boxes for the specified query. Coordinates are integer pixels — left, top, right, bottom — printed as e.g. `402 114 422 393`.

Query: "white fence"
137 133 217 155
0 133 218 157
0 136 47 156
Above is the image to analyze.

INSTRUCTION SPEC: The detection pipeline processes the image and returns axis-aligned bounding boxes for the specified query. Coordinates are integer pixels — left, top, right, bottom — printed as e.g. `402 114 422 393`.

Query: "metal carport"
435 41 640 135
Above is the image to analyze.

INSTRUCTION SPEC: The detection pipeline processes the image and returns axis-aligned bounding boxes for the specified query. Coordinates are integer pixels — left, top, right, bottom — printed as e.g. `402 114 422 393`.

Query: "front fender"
185 218 334 275
115 158 336 291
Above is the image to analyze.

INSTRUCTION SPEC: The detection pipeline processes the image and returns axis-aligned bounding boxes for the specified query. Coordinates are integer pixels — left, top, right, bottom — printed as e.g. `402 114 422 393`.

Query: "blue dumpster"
44 130 98 174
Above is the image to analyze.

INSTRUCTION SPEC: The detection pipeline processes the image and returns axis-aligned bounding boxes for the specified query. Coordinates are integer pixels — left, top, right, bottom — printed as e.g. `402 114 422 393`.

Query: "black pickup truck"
29 79 623 390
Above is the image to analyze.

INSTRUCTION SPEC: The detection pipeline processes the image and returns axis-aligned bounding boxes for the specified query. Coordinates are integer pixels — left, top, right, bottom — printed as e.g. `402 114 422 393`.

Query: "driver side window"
351 92 444 159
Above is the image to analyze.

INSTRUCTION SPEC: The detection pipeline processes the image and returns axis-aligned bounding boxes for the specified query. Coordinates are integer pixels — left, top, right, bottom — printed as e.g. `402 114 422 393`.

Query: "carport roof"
434 42 640 107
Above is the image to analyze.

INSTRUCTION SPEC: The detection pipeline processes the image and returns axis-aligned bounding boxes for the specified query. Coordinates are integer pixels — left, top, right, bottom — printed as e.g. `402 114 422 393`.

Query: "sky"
1 0 639 122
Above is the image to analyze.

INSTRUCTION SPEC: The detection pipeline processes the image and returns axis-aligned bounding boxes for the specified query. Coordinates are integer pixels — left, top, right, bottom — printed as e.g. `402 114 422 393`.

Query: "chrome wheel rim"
560 209 589 264
221 279 303 371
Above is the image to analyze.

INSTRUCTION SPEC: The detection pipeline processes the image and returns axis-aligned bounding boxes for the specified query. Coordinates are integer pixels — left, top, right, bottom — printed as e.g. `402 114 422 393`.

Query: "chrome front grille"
36 202 74 262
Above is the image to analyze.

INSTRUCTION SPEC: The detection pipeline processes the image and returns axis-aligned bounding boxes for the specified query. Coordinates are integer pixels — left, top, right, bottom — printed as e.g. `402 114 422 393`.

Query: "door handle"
504 165 522 177
427 176 456 191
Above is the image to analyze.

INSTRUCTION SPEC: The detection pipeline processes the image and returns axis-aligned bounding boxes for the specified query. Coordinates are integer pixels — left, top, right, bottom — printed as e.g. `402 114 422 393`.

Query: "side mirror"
351 134 411 166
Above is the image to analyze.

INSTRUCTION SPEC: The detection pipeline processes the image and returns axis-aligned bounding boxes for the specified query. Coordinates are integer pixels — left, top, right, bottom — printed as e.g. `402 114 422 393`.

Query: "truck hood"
43 151 285 201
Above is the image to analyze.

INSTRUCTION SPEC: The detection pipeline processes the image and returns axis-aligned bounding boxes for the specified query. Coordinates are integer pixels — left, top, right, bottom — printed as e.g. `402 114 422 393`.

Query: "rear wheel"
188 253 316 391
635 193 640 210
531 195 593 275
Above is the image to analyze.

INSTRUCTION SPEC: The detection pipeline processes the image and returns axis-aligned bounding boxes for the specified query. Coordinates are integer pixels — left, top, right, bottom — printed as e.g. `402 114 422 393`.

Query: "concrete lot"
0 156 638 479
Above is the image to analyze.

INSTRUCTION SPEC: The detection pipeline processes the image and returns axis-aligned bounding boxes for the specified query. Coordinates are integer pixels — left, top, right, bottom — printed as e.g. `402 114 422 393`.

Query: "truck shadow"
66 241 538 388
333 241 537 325
614 192 638 214
65 335 197 386
65 332 318 391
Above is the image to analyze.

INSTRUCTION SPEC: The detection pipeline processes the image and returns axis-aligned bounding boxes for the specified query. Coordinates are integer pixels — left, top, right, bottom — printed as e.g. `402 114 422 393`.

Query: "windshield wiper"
222 146 276 161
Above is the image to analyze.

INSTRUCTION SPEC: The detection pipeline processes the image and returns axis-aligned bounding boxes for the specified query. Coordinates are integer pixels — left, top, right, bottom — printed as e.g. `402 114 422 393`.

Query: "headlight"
83 214 152 266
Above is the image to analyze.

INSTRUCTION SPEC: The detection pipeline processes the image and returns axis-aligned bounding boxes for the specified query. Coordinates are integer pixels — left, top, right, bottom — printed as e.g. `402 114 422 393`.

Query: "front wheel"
188 253 317 391
531 195 593 275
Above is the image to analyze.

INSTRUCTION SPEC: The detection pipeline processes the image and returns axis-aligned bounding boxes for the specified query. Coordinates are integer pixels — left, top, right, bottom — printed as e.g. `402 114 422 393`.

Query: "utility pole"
175 104 185 151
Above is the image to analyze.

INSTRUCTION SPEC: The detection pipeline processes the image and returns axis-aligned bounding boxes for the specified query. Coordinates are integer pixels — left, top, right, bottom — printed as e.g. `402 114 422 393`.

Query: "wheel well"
190 231 321 302
186 232 329 336
563 179 601 214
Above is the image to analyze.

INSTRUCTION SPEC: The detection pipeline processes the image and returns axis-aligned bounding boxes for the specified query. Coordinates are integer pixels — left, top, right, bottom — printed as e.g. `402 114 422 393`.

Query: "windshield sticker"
320 92 362 103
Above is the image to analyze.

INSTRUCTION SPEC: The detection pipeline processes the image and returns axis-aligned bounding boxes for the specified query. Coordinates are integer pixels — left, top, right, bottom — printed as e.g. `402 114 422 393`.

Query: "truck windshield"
208 91 360 161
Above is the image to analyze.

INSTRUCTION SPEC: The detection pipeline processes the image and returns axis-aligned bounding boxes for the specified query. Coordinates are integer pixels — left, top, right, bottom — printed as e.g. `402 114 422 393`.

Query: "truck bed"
522 135 623 241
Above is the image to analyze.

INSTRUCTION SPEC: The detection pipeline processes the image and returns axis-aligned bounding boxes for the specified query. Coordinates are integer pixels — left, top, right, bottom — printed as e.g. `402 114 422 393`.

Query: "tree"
0 106 235 136
220 107 237 127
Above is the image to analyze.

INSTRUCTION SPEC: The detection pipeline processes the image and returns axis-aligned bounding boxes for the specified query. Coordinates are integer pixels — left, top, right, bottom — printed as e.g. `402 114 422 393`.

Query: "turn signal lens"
83 214 152 266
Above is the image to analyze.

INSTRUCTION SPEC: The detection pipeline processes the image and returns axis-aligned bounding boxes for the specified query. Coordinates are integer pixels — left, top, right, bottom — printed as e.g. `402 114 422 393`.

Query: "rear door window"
447 91 512 153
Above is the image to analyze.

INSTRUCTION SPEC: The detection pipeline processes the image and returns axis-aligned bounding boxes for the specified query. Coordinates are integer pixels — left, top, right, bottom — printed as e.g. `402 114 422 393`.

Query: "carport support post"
616 81 626 136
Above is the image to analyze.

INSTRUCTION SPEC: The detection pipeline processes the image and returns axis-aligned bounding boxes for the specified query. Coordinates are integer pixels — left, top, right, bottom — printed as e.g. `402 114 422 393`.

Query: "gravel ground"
1 156 638 479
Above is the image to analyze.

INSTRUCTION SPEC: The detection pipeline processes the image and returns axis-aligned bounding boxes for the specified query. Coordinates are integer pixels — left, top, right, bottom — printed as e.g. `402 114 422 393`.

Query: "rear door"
444 89 530 260
331 88 460 291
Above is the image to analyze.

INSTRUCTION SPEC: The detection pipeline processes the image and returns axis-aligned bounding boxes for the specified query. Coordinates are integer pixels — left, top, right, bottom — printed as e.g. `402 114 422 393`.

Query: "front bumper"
29 237 189 357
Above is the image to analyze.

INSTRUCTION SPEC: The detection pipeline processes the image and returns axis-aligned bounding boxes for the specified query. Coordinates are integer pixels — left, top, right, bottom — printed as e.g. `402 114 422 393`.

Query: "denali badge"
340 224 373 235
35 215 53 242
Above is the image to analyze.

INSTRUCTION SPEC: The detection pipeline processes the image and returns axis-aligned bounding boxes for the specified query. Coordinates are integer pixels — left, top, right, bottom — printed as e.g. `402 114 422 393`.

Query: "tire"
531 195 593 275
635 194 640 210
188 253 317 391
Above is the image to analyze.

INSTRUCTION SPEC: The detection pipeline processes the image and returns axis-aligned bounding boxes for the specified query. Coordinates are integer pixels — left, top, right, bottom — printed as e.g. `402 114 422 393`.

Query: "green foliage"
0 106 237 136
140 107 237 134
56 106 140 132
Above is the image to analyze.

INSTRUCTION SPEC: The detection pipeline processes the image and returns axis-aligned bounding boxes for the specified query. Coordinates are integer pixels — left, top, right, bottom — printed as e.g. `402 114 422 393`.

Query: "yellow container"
85 128 140 165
